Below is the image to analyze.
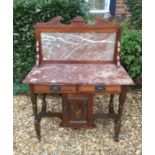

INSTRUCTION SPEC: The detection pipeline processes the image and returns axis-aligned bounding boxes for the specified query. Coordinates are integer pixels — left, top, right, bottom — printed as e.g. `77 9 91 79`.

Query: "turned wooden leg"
29 85 41 141
41 93 47 112
114 86 127 141
34 116 41 141
109 94 114 114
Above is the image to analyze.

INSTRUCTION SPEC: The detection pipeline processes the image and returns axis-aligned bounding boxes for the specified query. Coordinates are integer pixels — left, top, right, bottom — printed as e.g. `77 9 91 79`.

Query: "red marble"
41 32 116 61
23 63 134 85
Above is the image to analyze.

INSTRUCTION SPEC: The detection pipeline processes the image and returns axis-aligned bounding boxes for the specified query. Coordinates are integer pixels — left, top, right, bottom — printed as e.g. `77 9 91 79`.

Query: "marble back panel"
41 32 116 61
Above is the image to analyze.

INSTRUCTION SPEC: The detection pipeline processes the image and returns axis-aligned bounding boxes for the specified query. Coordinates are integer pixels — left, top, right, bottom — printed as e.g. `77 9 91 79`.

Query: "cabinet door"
69 98 87 123
62 94 93 128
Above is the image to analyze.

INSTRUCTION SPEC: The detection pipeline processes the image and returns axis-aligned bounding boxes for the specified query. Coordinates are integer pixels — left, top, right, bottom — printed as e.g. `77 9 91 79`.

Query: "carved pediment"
35 16 120 29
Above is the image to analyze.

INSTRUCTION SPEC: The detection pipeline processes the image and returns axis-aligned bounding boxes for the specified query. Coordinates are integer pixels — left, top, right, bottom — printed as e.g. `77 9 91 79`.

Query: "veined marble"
41 32 116 61
23 64 134 85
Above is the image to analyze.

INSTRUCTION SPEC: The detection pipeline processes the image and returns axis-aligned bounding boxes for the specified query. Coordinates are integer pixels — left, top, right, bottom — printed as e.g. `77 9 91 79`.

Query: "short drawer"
78 85 121 93
33 85 76 93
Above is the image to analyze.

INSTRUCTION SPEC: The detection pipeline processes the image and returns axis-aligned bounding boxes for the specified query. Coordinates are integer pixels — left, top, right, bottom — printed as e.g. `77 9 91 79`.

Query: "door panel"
69 99 87 122
62 94 94 128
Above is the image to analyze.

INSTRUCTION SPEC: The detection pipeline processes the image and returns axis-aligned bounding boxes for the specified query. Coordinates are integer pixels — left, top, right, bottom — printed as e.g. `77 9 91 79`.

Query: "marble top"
41 32 116 61
23 64 134 85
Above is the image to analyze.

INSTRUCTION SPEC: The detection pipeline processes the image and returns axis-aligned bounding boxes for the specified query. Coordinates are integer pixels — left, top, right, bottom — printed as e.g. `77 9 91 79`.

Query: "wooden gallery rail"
23 16 134 141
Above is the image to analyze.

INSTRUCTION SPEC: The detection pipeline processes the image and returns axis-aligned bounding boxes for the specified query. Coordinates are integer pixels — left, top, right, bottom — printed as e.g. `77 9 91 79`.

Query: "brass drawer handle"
95 85 105 91
50 85 61 91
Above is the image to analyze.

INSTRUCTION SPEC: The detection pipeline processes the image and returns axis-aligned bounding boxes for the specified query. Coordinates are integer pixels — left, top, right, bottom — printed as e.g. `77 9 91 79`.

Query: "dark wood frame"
29 84 127 142
27 16 129 142
35 16 121 66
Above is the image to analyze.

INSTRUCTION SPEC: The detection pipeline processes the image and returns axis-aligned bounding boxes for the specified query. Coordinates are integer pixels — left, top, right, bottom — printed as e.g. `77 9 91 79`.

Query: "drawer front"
33 85 121 93
33 85 76 93
78 85 121 93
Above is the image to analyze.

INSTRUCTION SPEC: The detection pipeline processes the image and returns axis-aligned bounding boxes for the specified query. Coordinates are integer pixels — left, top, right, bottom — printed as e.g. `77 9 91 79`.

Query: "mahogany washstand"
23 16 134 141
